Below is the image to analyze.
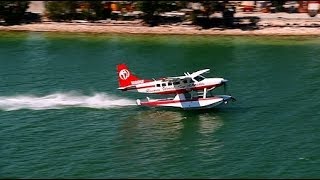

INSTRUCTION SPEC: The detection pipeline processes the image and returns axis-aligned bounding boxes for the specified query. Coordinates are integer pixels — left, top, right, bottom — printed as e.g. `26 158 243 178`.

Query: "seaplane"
117 63 236 110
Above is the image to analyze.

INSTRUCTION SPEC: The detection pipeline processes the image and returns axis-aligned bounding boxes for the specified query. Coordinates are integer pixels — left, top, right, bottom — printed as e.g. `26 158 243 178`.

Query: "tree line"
0 1 228 25
0 1 285 27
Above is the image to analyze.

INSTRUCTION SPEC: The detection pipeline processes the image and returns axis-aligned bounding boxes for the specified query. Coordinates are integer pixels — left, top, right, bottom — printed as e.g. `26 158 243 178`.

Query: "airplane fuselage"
121 77 226 94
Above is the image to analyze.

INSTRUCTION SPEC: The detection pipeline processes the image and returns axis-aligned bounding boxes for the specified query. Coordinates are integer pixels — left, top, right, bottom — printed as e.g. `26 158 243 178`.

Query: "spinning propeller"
221 79 228 95
221 79 236 101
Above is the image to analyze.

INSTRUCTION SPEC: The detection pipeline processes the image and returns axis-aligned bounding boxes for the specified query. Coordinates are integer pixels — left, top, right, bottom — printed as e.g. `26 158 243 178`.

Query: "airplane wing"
163 76 193 83
189 69 210 78
164 69 210 80
163 76 185 81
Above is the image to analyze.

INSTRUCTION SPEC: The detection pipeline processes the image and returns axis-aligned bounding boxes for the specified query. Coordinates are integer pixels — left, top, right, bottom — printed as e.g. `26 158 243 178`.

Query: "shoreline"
1 22 320 36
1 23 320 36
1 13 320 36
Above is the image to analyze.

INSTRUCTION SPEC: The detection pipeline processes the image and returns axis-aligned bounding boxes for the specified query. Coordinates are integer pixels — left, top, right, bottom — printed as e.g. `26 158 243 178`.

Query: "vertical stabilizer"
117 64 142 88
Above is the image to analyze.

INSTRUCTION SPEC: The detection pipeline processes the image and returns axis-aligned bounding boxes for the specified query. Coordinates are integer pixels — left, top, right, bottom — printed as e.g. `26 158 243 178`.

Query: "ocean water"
0 32 319 178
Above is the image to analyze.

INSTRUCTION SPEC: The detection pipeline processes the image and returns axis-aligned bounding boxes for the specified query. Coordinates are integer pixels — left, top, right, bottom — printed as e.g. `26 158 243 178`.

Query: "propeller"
221 79 228 95
221 79 236 101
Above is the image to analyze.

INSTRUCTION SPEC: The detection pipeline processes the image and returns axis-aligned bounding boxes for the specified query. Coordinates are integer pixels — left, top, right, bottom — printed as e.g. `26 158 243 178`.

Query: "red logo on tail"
119 69 130 80
117 63 140 88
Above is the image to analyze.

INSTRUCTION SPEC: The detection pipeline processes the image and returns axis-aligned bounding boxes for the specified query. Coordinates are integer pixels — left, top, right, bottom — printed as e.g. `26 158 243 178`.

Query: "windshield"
194 75 205 82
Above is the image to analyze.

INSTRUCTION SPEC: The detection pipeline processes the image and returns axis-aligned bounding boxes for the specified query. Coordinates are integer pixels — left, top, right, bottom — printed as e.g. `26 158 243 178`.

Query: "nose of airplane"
221 79 228 83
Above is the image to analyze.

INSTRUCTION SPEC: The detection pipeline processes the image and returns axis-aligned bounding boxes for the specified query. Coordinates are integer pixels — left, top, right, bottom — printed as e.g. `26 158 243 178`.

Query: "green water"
0 32 319 178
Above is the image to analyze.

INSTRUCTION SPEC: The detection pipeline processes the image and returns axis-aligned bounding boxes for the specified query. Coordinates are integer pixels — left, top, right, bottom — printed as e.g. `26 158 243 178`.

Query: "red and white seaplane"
117 63 235 110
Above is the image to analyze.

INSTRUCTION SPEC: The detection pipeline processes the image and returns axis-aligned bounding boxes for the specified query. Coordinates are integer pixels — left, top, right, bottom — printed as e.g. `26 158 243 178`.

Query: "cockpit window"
194 75 205 82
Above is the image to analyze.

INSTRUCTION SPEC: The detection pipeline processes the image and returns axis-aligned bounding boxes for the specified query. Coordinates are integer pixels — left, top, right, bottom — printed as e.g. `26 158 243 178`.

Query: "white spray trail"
0 92 137 111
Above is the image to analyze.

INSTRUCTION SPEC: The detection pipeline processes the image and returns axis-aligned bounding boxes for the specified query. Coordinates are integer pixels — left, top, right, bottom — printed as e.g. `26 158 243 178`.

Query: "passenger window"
162 83 166 86
156 84 161 87
168 82 173 86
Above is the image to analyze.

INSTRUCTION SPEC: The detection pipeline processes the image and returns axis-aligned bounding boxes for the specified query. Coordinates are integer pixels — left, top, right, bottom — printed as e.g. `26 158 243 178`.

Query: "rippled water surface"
0 32 319 178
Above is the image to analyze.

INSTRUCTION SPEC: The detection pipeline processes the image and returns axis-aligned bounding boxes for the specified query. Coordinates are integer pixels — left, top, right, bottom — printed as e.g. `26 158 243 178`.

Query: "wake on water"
0 92 137 111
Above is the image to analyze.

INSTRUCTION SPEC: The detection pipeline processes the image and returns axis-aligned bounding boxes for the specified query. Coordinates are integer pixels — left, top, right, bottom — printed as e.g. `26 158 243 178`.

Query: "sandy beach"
1 12 320 36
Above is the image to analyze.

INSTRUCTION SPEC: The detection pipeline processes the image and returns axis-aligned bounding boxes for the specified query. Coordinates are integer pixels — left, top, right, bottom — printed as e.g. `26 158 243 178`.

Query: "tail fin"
117 63 144 89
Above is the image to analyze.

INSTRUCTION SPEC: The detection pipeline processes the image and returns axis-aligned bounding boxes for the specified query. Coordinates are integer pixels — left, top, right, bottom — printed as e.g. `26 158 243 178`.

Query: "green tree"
0 1 30 25
87 1 104 21
136 1 181 26
157 1 179 12
45 1 77 21
45 1 107 22
191 1 220 27
271 0 285 12
136 1 159 26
